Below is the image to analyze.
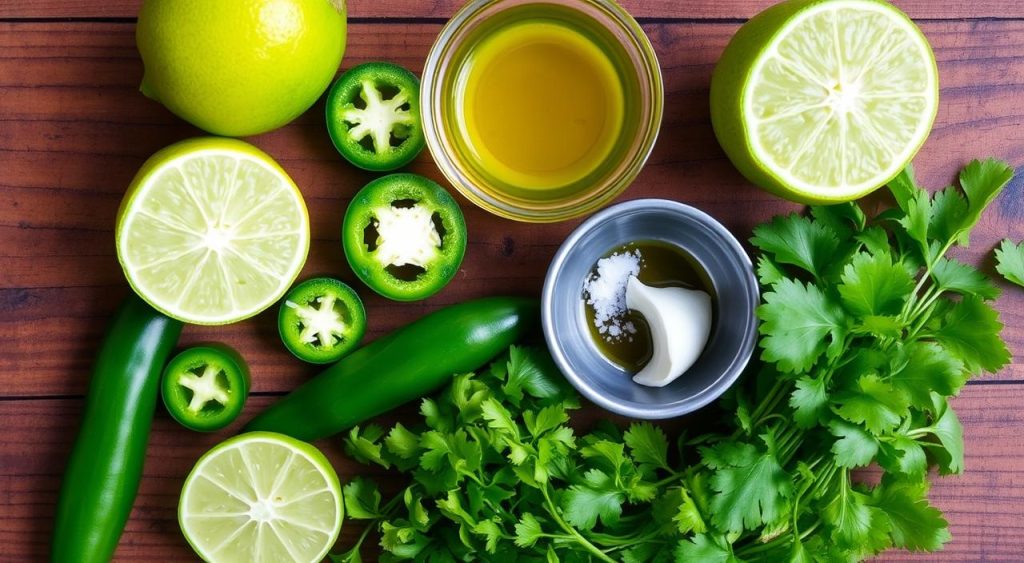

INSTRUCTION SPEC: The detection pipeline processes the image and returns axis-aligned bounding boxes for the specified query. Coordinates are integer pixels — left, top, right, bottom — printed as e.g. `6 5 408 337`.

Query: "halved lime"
178 432 343 563
116 137 309 325
710 0 938 204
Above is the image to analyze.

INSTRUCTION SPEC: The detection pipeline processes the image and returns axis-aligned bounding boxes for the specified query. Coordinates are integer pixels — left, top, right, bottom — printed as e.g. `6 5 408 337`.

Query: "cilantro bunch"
333 159 1014 562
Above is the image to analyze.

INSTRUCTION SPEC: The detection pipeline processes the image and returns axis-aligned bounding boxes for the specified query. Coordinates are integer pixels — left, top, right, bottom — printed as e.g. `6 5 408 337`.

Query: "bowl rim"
420 0 664 223
541 198 761 419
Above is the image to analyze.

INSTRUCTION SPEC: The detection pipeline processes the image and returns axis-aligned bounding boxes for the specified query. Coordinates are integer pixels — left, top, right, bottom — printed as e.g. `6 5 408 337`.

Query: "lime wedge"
116 137 309 325
711 0 938 204
178 432 343 563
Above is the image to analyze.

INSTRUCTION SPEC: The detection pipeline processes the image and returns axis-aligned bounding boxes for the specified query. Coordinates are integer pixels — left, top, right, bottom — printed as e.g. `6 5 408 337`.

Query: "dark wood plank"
0 0 1020 21
1 385 1021 561
2 20 1023 397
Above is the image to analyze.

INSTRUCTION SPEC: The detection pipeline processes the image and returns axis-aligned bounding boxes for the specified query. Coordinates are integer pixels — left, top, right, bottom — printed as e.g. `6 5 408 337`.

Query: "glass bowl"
421 0 664 223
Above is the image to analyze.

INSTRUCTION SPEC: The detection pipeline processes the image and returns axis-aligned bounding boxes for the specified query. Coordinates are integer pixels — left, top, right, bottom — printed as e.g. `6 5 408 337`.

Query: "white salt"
583 249 642 342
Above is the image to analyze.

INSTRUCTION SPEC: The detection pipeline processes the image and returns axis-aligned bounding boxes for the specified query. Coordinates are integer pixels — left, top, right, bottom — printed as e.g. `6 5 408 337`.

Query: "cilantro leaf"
513 513 543 548
380 520 430 558
342 478 383 519
890 342 966 410
856 226 892 257
524 404 569 438
756 255 786 287
328 547 362 563
675 534 738 563
789 375 828 429
471 519 502 553
385 423 422 460
898 189 931 260
758 278 846 373
887 164 921 210
854 315 903 339
878 434 928 479
707 435 793 533
838 251 915 317
580 439 627 473
480 398 521 440
932 294 1010 373
995 239 1024 287
927 187 969 246
871 477 951 552
622 542 671 563
624 422 670 472
344 425 391 469
504 346 562 404
751 213 841 279
830 420 879 468
928 394 965 475
811 202 866 239
956 158 1015 242
562 469 625 530
822 475 885 550
402 488 430 528
673 486 708 535
789 537 813 563
835 374 910 435
931 257 1000 300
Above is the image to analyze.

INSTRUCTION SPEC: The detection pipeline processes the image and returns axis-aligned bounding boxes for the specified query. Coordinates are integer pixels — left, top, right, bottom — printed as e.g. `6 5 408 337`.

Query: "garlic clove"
625 276 712 387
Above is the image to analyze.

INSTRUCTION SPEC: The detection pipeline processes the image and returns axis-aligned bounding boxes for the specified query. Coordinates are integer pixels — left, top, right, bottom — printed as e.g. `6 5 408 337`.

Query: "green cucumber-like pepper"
52 295 182 562
245 296 537 441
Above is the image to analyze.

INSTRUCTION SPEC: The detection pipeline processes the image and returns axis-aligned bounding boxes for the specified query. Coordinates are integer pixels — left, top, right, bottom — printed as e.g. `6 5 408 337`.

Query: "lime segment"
179 432 343 563
116 138 309 325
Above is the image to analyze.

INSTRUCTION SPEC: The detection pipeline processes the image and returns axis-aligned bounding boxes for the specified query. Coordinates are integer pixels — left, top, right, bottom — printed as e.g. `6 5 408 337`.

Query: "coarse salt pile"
583 249 641 342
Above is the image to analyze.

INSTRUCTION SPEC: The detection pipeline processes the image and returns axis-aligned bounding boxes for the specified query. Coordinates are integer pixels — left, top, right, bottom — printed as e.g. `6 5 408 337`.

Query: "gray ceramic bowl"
541 199 759 419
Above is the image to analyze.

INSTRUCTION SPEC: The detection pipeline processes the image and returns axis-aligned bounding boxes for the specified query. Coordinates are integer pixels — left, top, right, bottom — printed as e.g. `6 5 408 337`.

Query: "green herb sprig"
332 159 1014 562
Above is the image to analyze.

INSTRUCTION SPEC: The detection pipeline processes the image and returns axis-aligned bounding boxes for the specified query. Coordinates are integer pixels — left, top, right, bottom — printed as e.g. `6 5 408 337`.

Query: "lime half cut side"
116 138 310 325
712 0 938 204
178 432 343 563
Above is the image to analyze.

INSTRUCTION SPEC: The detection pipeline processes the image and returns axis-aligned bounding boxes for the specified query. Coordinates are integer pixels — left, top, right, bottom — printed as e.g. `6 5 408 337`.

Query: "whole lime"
136 0 347 137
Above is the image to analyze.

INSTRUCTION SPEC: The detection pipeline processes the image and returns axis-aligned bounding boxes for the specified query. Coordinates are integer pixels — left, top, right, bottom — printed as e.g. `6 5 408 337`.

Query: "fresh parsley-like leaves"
758 278 846 373
995 239 1024 287
334 158 1013 563
751 213 840 280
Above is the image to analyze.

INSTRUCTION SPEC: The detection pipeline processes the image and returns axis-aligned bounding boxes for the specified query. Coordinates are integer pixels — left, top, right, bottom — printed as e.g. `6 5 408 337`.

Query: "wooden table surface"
3 1 1024 561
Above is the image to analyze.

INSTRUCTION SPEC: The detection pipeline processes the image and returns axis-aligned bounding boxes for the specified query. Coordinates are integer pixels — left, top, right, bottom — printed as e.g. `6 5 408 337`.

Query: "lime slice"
710 0 938 204
178 432 343 563
116 137 309 325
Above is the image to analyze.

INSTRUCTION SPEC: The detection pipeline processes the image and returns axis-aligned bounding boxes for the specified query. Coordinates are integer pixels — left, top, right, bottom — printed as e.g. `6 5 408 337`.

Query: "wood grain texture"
1 0 1022 21
2 5 1024 563
2 20 1023 397
1 386 1022 561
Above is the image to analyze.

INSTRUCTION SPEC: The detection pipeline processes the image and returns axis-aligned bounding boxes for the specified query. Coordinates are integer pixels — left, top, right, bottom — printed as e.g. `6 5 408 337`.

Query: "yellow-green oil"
448 5 639 200
585 241 716 372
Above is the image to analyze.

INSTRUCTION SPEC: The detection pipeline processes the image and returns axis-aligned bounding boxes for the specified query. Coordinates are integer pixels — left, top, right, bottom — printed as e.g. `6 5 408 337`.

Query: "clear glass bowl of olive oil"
422 0 663 223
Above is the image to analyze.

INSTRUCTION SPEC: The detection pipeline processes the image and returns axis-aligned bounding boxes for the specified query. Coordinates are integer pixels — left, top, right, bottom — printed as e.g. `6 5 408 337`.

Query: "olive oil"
460 20 623 191
583 241 715 372
448 4 640 202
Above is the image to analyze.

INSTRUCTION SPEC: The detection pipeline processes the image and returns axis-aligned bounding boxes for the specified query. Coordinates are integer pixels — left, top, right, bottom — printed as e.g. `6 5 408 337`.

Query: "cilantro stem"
735 378 788 441
902 239 955 325
540 485 617 563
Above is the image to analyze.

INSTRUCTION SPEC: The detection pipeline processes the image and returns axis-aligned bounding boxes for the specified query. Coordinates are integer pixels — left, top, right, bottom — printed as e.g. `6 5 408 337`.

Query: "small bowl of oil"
541 199 760 419
421 0 663 222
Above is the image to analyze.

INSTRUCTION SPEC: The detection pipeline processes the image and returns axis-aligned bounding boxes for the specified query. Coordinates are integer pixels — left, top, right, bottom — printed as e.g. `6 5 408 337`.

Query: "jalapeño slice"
343 174 467 301
326 62 425 172
278 277 367 364
161 345 249 432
